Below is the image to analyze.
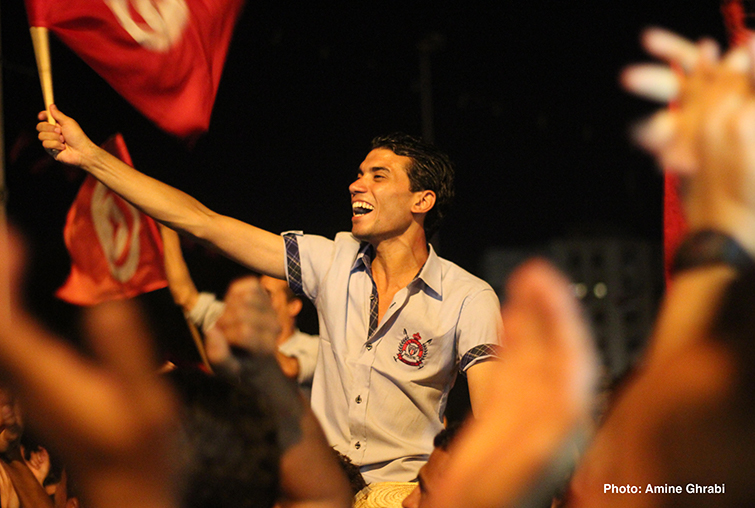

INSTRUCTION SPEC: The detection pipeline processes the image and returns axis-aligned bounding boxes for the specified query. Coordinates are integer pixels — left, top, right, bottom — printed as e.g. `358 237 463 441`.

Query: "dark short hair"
370 133 455 238
332 448 367 495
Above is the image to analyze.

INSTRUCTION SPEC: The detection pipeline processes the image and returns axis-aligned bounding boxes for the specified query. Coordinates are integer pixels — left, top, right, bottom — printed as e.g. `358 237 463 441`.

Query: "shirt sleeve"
282 231 336 301
456 288 503 373
186 292 226 334
277 332 321 385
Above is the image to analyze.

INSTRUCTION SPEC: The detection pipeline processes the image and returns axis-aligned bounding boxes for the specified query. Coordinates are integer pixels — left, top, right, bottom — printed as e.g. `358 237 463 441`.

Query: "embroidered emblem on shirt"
395 329 432 368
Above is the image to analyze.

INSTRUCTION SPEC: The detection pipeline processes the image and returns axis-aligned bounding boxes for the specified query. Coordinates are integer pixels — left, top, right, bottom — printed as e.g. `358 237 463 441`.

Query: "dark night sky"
1 2 728 332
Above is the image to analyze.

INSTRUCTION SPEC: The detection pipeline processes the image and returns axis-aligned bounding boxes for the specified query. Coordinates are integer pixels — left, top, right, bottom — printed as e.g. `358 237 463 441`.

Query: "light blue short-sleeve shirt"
284 231 502 484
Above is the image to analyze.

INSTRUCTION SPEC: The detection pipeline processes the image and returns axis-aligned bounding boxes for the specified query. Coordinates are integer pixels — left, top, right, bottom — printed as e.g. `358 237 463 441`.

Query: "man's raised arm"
36 105 286 279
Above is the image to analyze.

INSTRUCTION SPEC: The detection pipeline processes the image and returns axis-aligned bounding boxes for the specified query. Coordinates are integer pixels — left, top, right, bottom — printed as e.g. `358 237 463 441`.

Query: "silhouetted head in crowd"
168 368 280 508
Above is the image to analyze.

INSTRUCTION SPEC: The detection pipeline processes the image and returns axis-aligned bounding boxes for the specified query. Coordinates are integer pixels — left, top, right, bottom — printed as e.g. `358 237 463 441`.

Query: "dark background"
0 2 729 399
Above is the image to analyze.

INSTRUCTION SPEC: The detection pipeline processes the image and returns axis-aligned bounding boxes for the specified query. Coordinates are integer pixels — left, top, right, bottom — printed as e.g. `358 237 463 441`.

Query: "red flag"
56 134 168 305
25 0 246 139
663 173 687 285
722 0 755 46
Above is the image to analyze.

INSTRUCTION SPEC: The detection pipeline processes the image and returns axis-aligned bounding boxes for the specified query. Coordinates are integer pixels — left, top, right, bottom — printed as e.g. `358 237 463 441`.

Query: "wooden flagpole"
159 225 213 372
186 319 213 373
29 26 55 125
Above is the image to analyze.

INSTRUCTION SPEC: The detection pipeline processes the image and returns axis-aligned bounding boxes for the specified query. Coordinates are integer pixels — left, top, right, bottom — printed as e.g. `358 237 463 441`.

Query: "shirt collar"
352 241 375 273
415 244 442 299
352 242 442 299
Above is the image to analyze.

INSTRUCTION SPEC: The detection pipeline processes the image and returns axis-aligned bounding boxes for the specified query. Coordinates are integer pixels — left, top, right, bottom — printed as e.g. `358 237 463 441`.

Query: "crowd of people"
1 19 754 508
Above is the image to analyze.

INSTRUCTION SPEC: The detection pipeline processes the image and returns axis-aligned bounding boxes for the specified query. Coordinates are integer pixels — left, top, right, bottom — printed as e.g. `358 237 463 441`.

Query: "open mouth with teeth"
352 201 374 217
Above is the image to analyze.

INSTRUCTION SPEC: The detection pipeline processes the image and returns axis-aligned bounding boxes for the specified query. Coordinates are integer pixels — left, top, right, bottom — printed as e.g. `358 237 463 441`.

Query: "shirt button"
355 442 361 449
366 343 373 351
370 294 376 301
356 395 362 404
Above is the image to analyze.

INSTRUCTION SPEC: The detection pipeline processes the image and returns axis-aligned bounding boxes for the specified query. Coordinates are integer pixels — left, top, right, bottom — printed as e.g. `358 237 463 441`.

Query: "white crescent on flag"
104 0 189 52
91 180 143 284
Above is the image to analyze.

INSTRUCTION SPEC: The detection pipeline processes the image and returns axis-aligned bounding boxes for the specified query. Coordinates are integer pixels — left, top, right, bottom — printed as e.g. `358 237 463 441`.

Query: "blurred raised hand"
0 226 179 508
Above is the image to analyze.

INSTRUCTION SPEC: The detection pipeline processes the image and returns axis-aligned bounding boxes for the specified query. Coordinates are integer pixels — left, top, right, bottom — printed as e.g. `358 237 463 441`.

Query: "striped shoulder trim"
460 343 501 372
283 233 304 296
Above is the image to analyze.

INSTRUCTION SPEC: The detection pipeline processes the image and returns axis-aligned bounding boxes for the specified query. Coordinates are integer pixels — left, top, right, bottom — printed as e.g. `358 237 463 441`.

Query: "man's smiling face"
349 148 420 243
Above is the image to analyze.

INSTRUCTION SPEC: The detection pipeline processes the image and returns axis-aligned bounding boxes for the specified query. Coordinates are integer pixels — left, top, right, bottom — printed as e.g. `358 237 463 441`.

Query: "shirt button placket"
350 341 371 463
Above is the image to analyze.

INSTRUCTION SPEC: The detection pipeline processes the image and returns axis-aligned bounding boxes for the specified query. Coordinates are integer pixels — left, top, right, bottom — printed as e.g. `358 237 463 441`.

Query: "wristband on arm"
671 230 755 276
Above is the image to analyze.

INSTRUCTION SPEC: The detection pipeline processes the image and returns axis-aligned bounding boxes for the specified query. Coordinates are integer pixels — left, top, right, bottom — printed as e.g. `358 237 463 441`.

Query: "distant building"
481 235 662 381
